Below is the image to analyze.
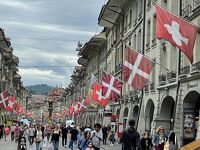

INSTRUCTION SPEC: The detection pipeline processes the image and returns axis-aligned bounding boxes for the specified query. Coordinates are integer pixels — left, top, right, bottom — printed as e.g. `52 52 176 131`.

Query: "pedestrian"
61 124 68 147
34 125 43 150
140 131 153 150
152 126 167 150
102 125 108 144
51 124 61 150
18 123 28 150
120 119 141 150
14 124 20 142
29 125 35 145
85 142 95 150
109 128 115 145
45 125 52 142
91 123 103 150
168 131 178 150
0 123 3 139
4 126 10 141
79 131 91 150
10 123 15 141
69 125 78 150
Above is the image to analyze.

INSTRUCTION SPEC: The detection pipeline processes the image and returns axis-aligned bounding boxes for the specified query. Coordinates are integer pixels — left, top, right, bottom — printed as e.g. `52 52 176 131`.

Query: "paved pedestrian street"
0 138 121 150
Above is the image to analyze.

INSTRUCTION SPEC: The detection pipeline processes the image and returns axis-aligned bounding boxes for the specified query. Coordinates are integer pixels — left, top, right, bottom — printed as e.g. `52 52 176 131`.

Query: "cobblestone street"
0 137 121 150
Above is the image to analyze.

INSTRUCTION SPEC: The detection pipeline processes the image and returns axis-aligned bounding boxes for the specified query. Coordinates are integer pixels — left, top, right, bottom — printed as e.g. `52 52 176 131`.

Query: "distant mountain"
26 84 54 95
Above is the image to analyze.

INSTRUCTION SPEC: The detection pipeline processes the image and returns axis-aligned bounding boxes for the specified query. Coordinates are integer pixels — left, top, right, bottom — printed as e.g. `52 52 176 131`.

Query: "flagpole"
172 0 182 131
125 45 170 72
135 0 146 130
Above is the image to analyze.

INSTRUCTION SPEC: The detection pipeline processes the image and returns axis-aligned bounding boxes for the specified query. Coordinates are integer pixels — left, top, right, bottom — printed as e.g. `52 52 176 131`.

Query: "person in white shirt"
91 123 103 150
10 124 15 141
29 126 35 145
34 125 43 150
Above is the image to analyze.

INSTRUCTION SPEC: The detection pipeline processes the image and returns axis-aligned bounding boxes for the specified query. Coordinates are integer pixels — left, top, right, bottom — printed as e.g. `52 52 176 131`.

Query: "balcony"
159 74 166 85
191 61 200 74
179 66 190 78
182 5 192 18
167 71 176 83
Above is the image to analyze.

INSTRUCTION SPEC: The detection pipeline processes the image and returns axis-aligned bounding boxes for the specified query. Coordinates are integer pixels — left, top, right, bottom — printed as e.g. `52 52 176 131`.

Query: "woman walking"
79 131 91 150
153 126 167 150
51 125 61 150
34 125 43 150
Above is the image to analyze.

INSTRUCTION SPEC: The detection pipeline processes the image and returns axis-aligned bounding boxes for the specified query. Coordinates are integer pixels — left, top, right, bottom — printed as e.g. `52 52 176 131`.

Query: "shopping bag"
164 141 169 150
47 143 54 150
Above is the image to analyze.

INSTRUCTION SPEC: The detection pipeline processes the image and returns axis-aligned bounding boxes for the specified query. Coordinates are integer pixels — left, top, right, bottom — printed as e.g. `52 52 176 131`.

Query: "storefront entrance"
182 91 200 145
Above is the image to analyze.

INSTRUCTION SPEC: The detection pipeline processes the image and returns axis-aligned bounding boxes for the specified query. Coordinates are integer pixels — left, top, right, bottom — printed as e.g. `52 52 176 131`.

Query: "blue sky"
0 0 105 87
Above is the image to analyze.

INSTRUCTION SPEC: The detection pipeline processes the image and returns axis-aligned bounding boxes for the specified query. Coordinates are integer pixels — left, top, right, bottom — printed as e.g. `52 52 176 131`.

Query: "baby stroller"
19 136 27 150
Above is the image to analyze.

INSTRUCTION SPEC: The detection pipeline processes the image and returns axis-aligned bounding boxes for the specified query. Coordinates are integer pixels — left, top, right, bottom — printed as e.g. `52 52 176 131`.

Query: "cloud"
0 0 104 86
0 1 32 10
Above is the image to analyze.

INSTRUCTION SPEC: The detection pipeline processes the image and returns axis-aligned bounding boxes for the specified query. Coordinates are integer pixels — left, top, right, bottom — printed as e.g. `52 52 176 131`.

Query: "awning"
98 0 124 28
78 32 107 57
77 57 88 66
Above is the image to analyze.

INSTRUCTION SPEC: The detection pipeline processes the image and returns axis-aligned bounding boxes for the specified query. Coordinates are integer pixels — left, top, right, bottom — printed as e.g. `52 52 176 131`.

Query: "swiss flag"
63 107 69 117
156 5 199 63
6 96 15 112
0 90 9 109
69 106 74 115
102 71 123 102
71 101 82 115
123 48 154 90
92 82 108 107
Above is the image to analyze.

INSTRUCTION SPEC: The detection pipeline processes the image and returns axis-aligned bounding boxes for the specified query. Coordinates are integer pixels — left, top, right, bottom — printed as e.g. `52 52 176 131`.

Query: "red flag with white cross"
0 90 9 109
156 5 199 63
6 96 15 112
123 48 154 90
92 82 108 107
102 71 123 102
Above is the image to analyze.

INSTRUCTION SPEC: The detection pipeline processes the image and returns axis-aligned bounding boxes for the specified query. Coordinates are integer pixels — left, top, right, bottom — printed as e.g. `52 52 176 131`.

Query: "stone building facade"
66 0 200 146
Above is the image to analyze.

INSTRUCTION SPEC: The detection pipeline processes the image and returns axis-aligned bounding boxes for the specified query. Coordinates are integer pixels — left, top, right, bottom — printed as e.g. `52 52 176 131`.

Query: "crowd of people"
0 119 178 150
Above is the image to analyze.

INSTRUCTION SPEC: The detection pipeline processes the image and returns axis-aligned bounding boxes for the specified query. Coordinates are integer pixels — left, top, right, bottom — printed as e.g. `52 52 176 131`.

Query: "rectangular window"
129 9 132 28
152 14 156 45
146 19 151 49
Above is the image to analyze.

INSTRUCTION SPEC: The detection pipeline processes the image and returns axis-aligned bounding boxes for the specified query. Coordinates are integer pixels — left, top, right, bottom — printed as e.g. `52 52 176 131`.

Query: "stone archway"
123 107 129 129
145 99 155 131
133 105 139 124
182 91 200 145
160 96 175 131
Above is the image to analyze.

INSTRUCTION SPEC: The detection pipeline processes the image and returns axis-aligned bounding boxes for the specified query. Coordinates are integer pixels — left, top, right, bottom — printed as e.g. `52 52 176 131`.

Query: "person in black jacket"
140 132 153 150
69 125 78 150
61 124 68 147
120 119 141 150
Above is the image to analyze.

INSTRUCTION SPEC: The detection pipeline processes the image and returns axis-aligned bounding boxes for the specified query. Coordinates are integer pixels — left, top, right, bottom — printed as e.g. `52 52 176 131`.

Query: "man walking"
102 125 108 144
120 119 141 150
91 123 103 150
61 124 68 147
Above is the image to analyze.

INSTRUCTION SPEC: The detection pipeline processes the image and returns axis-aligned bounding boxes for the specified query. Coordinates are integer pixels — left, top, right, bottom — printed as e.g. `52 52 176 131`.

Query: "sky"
0 0 105 87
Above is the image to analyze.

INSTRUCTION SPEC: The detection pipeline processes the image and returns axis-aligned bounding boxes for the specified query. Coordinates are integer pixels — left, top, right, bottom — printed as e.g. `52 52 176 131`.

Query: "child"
85 142 94 150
